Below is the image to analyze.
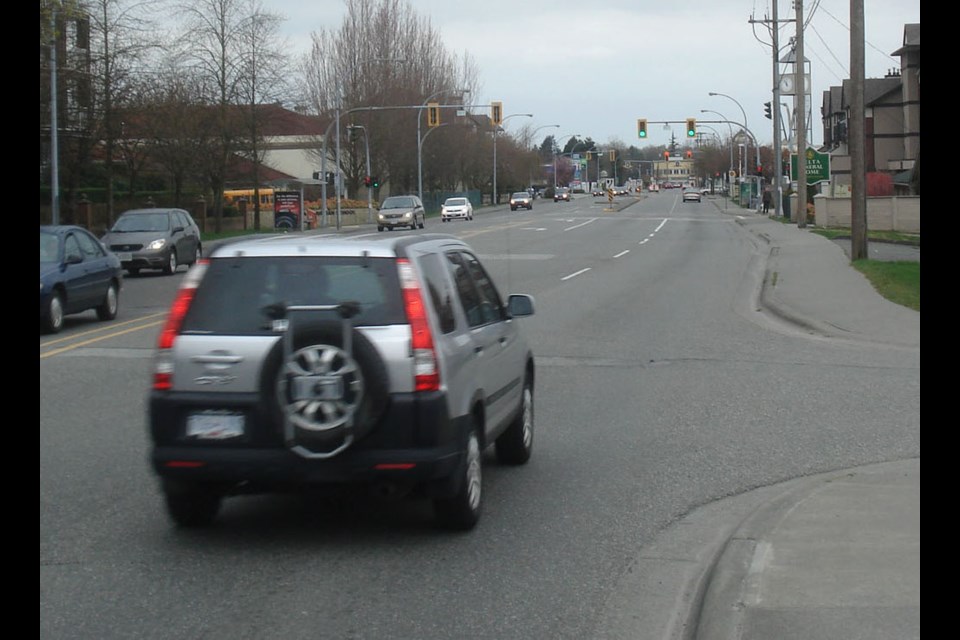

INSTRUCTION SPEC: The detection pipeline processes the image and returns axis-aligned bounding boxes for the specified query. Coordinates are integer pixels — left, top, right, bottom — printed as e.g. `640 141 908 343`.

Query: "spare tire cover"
260 320 389 450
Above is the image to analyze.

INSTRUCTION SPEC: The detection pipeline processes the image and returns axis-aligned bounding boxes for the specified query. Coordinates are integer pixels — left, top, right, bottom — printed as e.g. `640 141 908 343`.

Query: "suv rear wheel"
434 419 482 530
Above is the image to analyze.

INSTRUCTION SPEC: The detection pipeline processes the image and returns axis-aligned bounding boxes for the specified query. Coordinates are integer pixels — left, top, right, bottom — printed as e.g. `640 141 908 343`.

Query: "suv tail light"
153 261 208 390
396 259 439 391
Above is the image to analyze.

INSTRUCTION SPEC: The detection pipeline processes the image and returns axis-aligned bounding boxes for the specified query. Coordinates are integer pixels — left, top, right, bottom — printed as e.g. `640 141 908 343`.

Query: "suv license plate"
187 411 244 439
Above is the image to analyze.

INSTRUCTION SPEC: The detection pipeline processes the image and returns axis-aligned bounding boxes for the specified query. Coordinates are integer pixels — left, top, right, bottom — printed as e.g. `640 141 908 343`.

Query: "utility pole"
849 0 868 259
795 0 808 228
771 3 784 217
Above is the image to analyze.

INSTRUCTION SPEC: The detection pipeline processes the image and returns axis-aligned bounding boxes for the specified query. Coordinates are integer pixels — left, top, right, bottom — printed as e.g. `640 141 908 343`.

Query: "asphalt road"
40 192 920 639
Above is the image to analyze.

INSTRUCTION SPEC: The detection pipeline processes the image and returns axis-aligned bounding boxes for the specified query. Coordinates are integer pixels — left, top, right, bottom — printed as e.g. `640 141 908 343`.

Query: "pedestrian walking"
762 189 772 214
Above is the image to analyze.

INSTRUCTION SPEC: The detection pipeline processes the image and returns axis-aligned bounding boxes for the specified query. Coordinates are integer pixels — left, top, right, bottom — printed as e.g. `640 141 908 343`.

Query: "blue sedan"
40 225 123 333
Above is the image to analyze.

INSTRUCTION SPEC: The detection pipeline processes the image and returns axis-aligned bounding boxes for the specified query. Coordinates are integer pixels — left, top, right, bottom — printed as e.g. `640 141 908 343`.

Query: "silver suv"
149 232 536 530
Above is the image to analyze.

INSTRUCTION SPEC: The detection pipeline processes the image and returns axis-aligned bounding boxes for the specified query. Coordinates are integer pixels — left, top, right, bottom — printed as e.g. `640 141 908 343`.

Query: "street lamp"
701 109 735 181
553 133 580 189
709 92 751 170
526 124 558 191
418 88 469 204
347 124 372 223
528 124 559 150
493 113 533 205
324 57 406 230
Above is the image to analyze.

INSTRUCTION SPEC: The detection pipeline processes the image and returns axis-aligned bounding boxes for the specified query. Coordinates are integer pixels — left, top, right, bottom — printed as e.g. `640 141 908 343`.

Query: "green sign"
790 147 831 184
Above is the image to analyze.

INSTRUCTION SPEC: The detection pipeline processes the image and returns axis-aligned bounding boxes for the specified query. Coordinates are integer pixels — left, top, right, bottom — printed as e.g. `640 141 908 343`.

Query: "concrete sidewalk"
597 209 920 640
691 213 919 640
738 213 920 348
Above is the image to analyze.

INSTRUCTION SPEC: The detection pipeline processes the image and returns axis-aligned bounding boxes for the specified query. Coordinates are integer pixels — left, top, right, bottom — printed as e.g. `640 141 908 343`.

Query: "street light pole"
702 109 734 187
347 125 372 223
418 88 468 204
709 92 755 206
493 113 532 206
328 57 407 230
528 124 560 150
527 124 558 192
553 133 580 190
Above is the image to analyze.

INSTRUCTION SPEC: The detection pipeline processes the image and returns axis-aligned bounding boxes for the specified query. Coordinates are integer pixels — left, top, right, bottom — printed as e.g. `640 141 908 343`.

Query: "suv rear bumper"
149 390 466 493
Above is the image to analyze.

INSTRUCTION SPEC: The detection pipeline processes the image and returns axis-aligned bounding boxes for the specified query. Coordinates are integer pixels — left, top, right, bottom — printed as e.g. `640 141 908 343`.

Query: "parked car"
101 208 202 276
148 233 536 530
554 187 571 202
509 192 533 211
440 197 474 222
377 195 425 231
40 225 123 334
682 188 702 203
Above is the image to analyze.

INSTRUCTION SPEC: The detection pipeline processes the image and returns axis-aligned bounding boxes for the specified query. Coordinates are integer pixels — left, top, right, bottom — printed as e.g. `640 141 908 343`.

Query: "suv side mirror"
507 294 535 318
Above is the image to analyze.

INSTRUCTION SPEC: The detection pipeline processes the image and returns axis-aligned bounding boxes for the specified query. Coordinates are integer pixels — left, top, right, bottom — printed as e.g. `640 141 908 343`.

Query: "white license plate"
187 411 244 439
117 252 132 261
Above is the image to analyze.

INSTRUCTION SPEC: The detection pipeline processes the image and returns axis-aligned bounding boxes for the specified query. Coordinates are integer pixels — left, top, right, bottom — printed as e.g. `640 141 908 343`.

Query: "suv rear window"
181 256 405 334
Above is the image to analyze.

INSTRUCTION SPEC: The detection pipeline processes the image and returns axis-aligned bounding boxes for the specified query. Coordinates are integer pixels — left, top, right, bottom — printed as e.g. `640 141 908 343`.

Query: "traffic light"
764 102 772 120
609 150 616 161
371 176 380 188
427 102 440 128
663 151 670 160
586 152 592 161
491 101 503 126
637 118 648 139
312 171 320 180
685 150 693 159
364 176 372 187
756 164 763 175
685 118 696 138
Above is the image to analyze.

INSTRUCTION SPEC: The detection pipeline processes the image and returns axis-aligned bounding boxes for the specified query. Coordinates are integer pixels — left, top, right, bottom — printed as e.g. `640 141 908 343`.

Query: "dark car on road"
554 187 571 202
40 225 123 333
101 208 202 276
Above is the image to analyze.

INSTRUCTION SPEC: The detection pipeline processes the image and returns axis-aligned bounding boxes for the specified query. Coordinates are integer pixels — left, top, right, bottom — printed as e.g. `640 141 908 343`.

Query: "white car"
440 197 474 222
682 189 702 203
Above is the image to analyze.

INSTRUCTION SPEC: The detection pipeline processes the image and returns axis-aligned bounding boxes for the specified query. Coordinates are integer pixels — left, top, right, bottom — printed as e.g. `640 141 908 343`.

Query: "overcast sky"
266 0 919 149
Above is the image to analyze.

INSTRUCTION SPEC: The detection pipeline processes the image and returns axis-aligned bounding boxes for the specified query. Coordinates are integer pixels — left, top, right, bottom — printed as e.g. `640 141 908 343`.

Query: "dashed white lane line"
561 268 592 281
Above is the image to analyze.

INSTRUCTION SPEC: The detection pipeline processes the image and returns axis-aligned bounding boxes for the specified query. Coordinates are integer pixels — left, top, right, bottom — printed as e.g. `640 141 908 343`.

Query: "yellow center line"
40 317 166 359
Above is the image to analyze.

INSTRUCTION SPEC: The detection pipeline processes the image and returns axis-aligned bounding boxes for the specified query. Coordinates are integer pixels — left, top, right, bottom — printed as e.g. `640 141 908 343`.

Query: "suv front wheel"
495 377 533 464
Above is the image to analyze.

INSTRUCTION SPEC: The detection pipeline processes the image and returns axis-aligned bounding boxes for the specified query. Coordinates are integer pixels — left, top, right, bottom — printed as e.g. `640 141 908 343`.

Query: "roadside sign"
790 147 831 184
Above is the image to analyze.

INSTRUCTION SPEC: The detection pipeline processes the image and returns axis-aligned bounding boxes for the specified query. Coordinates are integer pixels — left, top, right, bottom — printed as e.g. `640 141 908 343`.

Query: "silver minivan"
148 233 535 530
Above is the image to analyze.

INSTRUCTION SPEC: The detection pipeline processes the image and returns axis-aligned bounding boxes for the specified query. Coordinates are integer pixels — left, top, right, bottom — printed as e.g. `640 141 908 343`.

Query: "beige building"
819 23 920 194
654 153 696 185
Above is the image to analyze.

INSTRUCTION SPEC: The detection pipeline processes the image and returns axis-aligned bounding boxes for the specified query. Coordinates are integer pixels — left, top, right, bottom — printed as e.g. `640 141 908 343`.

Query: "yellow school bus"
223 188 275 208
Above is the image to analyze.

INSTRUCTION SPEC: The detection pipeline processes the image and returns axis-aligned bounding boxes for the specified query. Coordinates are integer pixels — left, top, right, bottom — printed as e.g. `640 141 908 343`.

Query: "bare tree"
298 0 479 198
235 0 288 229
84 0 161 222
137 66 214 208
174 0 247 232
